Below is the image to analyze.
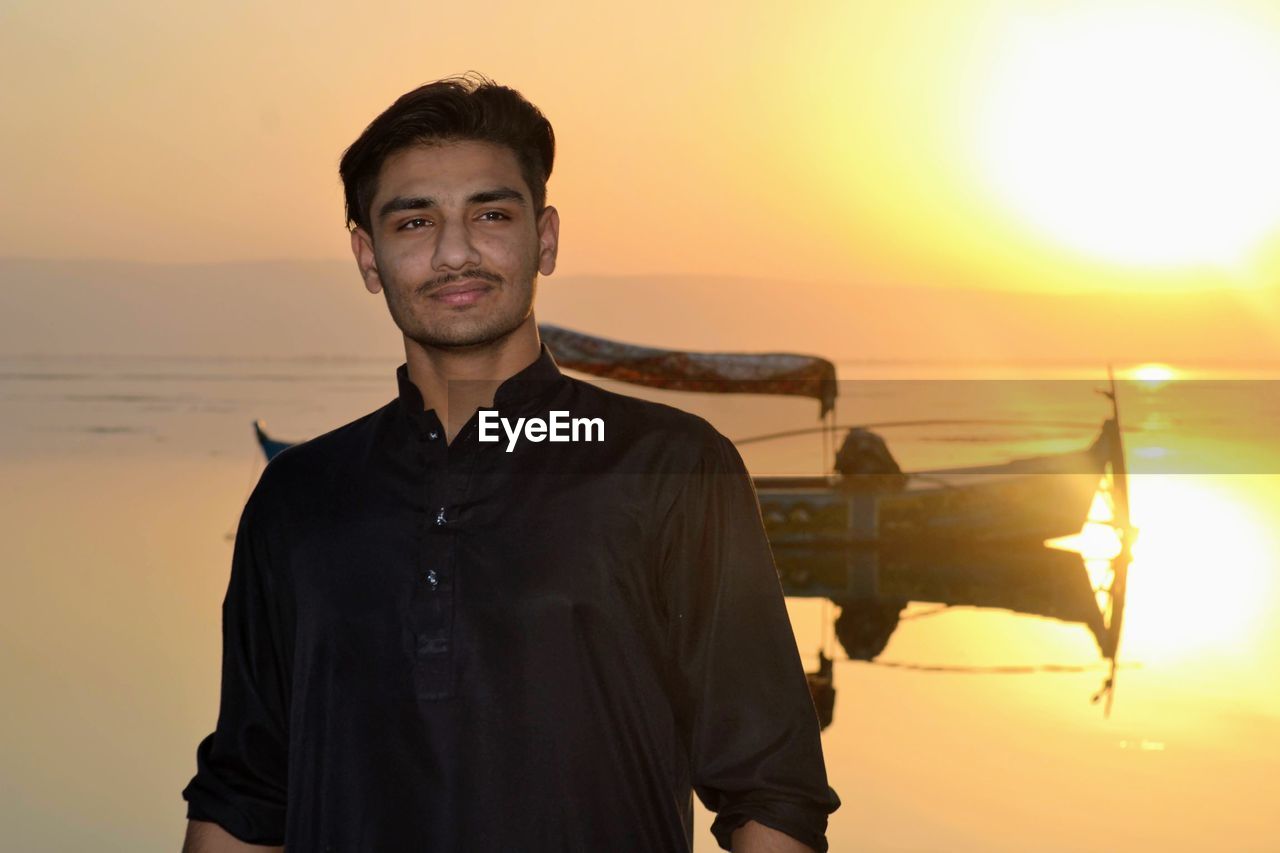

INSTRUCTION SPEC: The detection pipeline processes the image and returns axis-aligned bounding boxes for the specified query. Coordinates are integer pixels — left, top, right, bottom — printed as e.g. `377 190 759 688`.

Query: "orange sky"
4 0 1280 296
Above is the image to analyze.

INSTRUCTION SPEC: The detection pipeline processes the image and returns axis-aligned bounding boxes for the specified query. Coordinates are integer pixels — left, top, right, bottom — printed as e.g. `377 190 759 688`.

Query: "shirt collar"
395 342 566 430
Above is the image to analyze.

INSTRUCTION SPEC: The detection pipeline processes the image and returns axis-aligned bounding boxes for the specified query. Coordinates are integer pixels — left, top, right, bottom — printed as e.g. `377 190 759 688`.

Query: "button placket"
412 424 473 703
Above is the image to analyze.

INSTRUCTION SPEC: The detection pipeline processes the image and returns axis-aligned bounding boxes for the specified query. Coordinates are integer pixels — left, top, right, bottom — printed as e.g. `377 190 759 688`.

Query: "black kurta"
182 344 839 851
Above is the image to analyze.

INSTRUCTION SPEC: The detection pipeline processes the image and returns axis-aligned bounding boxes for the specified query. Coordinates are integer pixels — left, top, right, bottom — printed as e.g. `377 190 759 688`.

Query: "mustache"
420 270 503 292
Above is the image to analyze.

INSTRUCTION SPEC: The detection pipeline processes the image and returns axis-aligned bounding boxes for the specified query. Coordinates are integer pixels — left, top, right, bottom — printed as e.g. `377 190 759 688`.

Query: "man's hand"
730 819 816 853
181 820 284 853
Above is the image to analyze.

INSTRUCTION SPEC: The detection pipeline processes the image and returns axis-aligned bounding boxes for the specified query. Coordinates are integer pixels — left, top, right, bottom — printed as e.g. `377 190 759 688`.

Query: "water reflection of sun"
1055 476 1272 662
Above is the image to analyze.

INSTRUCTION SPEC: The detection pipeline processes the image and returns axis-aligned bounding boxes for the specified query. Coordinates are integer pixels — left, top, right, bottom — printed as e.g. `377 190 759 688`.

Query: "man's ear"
350 227 383 294
536 206 560 276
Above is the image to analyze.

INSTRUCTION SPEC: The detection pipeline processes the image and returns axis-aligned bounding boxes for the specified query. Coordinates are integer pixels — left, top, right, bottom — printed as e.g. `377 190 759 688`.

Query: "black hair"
339 71 555 233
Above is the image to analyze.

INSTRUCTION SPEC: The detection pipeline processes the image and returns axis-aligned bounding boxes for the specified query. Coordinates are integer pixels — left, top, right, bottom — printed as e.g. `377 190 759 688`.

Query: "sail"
539 324 837 416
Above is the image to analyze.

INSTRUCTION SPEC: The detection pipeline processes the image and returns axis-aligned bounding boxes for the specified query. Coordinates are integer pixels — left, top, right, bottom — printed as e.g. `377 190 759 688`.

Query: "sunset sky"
6 0 1280 300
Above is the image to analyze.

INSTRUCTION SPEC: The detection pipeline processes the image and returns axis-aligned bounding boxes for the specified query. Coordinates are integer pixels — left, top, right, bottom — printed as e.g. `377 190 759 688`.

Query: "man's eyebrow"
469 187 527 207
378 196 435 220
378 187 528 222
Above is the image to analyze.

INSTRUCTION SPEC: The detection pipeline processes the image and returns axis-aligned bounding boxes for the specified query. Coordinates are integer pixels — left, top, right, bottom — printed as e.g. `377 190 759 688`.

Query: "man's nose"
432 217 482 271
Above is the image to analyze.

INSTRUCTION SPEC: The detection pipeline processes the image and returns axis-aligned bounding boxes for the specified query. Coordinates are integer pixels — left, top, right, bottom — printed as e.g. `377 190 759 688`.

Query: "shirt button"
435 507 447 526
425 569 439 588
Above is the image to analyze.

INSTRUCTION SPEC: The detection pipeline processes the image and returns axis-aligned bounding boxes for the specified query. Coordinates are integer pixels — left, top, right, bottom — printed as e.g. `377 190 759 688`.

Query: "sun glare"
1049 474 1272 661
975 3 1280 269
1121 478 1267 660
1131 363 1178 387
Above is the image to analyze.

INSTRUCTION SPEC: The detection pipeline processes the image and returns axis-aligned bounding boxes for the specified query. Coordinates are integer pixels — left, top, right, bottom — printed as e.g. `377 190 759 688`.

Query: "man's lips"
428 279 493 306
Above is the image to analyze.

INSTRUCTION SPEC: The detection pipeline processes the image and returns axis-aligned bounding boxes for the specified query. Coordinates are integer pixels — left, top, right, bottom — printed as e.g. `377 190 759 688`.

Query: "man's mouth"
429 279 493 306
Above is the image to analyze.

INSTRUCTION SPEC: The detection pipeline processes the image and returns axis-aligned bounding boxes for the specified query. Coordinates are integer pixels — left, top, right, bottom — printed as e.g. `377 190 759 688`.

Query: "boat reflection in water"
786 542 1132 730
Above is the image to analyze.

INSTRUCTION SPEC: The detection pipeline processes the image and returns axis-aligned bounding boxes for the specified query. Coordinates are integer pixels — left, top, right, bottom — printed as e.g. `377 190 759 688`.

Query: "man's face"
351 139 558 350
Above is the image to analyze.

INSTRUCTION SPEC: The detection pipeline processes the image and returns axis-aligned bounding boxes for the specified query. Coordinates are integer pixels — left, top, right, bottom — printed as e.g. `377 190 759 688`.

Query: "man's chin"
409 320 522 351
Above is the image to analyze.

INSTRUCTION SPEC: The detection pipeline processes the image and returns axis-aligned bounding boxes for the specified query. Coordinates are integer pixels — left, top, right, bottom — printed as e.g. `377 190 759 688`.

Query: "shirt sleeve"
660 429 841 852
181 472 293 844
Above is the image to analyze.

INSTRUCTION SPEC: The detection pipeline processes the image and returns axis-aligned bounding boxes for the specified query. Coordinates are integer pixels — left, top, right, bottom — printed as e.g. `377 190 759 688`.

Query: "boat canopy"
539 324 837 416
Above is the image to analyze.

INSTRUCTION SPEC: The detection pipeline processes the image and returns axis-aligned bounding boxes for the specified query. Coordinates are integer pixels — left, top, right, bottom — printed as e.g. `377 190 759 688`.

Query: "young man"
181 73 839 852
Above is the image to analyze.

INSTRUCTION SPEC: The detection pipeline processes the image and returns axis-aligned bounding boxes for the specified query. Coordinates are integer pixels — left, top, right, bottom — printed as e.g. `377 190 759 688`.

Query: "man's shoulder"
255 400 396 490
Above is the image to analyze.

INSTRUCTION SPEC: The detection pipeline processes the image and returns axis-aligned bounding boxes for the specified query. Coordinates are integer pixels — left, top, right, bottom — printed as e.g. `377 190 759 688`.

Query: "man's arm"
661 428 840 852
181 472 293 847
732 819 816 853
182 819 284 853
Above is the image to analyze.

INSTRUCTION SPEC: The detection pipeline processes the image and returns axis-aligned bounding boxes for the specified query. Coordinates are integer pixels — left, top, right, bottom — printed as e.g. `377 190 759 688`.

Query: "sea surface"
2 354 1277 851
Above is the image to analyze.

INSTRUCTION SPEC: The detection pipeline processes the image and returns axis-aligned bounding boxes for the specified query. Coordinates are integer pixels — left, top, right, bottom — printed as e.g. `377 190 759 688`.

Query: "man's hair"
339 72 556 234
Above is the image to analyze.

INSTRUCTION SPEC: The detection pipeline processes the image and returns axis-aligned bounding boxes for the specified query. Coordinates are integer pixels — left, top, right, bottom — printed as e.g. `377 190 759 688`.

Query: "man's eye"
479 211 510 221
399 218 430 231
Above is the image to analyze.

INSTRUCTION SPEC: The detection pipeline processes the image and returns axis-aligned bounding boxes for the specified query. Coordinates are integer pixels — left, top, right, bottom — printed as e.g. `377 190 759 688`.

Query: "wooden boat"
757 419 1119 551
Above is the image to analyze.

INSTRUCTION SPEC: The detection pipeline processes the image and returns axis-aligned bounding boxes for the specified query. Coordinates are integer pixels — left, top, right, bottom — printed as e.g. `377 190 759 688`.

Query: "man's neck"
404 319 541 444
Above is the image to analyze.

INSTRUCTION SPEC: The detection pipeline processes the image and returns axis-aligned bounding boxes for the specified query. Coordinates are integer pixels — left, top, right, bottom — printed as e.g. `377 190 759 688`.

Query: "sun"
1130 362 1177 387
974 2 1280 269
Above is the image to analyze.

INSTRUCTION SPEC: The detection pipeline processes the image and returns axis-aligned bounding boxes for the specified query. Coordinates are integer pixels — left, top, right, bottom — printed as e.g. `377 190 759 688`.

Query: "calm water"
2 355 1277 851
